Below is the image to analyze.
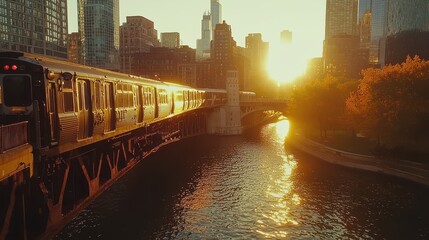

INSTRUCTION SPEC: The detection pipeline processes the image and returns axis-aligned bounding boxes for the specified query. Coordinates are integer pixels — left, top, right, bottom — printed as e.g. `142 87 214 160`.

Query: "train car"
0 51 255 164
0 52 208 162
0 51 260 239
239 91 256 101
199 88 227 107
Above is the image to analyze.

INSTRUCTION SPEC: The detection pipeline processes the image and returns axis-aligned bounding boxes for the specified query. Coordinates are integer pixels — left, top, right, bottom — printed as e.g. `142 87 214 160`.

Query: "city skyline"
67 0 326 59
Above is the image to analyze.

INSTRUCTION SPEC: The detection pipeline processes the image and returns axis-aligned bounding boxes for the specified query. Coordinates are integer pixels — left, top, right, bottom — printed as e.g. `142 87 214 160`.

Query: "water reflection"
256 120 299 238
273 118 290 142
57 120 429 239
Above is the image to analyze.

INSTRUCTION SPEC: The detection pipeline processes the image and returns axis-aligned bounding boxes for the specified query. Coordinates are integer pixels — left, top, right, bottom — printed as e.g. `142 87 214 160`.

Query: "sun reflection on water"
256 120 299 238
274 119 290 142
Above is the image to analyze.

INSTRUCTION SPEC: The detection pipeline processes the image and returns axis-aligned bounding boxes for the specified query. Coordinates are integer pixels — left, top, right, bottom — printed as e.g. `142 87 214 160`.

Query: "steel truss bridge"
0 96 287 240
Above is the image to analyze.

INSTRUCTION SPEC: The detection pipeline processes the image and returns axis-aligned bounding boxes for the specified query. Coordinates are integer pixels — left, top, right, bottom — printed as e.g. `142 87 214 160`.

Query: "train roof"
0 51 191 89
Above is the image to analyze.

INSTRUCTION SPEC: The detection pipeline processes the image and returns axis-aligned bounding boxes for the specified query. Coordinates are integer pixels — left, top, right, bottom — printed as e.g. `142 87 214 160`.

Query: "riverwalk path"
287 133 429 187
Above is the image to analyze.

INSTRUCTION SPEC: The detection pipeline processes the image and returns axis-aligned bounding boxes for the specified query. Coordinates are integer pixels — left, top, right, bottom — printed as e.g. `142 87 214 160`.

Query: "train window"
158 89 167 104
62 79 74 112
84 82 91 110
3 75 32 106
94 81 101 110
123 84 129 107
128 85 133 107
77 82 83 110
145 87 153 105
63 92 74 112
117 84 123 108
63 79 73 89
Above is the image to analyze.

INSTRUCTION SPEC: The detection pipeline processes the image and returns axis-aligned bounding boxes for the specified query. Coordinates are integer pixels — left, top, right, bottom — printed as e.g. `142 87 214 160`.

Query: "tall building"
359 0 372 48
0 0 68 59
370 0 387 65
211 0 222 37
245 33 269 91
78 0 119 70
212 21 236 88
196 12 212 60
134 46 196 84
359 0 372 20
120 16 160 74
161 32 180 48
383 0 429 65
68 32 83 64
324 0 361 78
325 0 359 38
280 30 293 44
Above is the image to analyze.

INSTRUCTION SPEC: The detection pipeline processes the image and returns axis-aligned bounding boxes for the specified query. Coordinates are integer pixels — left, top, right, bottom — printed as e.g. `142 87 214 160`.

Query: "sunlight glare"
267 42 310 84
274 119 290 141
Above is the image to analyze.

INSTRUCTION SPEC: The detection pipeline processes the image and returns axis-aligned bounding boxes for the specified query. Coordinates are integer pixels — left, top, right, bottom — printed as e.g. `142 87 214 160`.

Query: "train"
0 51 255 168
0 51 259 238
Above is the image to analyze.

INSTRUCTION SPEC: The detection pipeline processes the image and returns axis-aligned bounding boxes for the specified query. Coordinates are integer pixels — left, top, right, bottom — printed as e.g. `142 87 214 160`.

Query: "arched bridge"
240 98 288 118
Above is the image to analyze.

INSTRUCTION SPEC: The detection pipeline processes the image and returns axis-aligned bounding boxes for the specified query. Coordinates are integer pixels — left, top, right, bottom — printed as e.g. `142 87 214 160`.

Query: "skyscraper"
68 32 83 64
0 0 68 59
120 16 160 74
369 0 386 65
325 0 359 38
161 32 180 48
245 33 269 91
280 30 293 44
383 0 429 65
78 0 119 70
196 13 212 60
211 0 222 37
359 0 372 48
212 21 236 88
324 0 361 78
359 0 372 20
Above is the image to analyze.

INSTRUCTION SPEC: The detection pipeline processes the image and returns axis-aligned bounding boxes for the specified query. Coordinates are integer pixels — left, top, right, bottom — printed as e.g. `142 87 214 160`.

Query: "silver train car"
0 52 231 161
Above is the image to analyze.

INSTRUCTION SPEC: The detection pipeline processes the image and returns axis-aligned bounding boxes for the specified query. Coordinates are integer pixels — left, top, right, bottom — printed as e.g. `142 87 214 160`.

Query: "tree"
346 56 429 145
289 75 358 137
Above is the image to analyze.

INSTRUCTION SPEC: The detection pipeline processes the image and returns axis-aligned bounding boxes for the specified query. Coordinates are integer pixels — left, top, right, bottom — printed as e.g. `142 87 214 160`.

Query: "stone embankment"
287 133 429 187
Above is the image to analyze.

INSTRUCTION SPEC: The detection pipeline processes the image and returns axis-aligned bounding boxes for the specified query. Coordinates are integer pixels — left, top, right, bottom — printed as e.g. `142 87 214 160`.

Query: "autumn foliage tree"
346 56 429 145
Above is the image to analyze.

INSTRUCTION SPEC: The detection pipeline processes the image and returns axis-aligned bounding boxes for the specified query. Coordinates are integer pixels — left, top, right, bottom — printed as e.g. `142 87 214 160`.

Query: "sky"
67 0 326 83
67 0 326 57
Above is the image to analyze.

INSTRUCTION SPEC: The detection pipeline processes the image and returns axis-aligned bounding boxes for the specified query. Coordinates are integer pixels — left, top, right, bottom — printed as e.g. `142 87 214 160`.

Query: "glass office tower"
78 0 119 70
383 0 429 65
0 0 68 59
210 0 222 37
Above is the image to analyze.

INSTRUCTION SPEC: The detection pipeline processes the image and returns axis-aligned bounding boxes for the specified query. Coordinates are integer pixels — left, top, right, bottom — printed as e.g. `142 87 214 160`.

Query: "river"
56 120 429 239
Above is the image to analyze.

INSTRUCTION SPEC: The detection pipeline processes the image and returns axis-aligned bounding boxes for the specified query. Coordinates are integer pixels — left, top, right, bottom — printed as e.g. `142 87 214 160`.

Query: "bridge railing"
239 98 287 104
0 121 29 153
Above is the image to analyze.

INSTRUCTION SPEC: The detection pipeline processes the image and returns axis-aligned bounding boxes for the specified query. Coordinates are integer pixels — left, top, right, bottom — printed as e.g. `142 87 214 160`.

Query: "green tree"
289 75 358 137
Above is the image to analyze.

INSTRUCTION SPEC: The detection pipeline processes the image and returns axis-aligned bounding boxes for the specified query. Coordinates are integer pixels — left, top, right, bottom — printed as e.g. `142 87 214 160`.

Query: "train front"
0 52 47 181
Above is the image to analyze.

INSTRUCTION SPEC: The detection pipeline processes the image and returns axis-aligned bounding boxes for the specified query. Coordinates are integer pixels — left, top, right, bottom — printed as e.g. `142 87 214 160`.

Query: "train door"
154 88 159 118
104 82 115 132
170 91 175 114
47 82 59 144
77 79 92 139
136 86 144 123
183 90 189 110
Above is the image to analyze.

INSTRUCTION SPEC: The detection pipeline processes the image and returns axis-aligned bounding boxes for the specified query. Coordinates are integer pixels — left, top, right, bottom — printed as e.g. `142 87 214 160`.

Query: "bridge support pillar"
207 70 242 135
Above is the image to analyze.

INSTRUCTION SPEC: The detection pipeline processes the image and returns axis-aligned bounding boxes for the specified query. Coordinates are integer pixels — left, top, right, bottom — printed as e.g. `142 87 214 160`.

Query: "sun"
266 43 309 84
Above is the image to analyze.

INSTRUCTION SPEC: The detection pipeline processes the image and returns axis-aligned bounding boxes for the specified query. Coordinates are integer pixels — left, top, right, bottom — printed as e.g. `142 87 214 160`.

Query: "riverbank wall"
287 133 429 187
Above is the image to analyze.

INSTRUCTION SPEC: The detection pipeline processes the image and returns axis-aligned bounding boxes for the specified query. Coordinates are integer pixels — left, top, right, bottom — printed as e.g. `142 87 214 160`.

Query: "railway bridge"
0 71 287 240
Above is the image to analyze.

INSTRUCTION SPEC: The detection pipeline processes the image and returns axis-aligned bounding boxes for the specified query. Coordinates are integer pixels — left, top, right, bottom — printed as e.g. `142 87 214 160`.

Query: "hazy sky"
68 0 326 58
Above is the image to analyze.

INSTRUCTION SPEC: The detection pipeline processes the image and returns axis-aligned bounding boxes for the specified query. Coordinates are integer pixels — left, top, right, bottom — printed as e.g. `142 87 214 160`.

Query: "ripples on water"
56 120 429 239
